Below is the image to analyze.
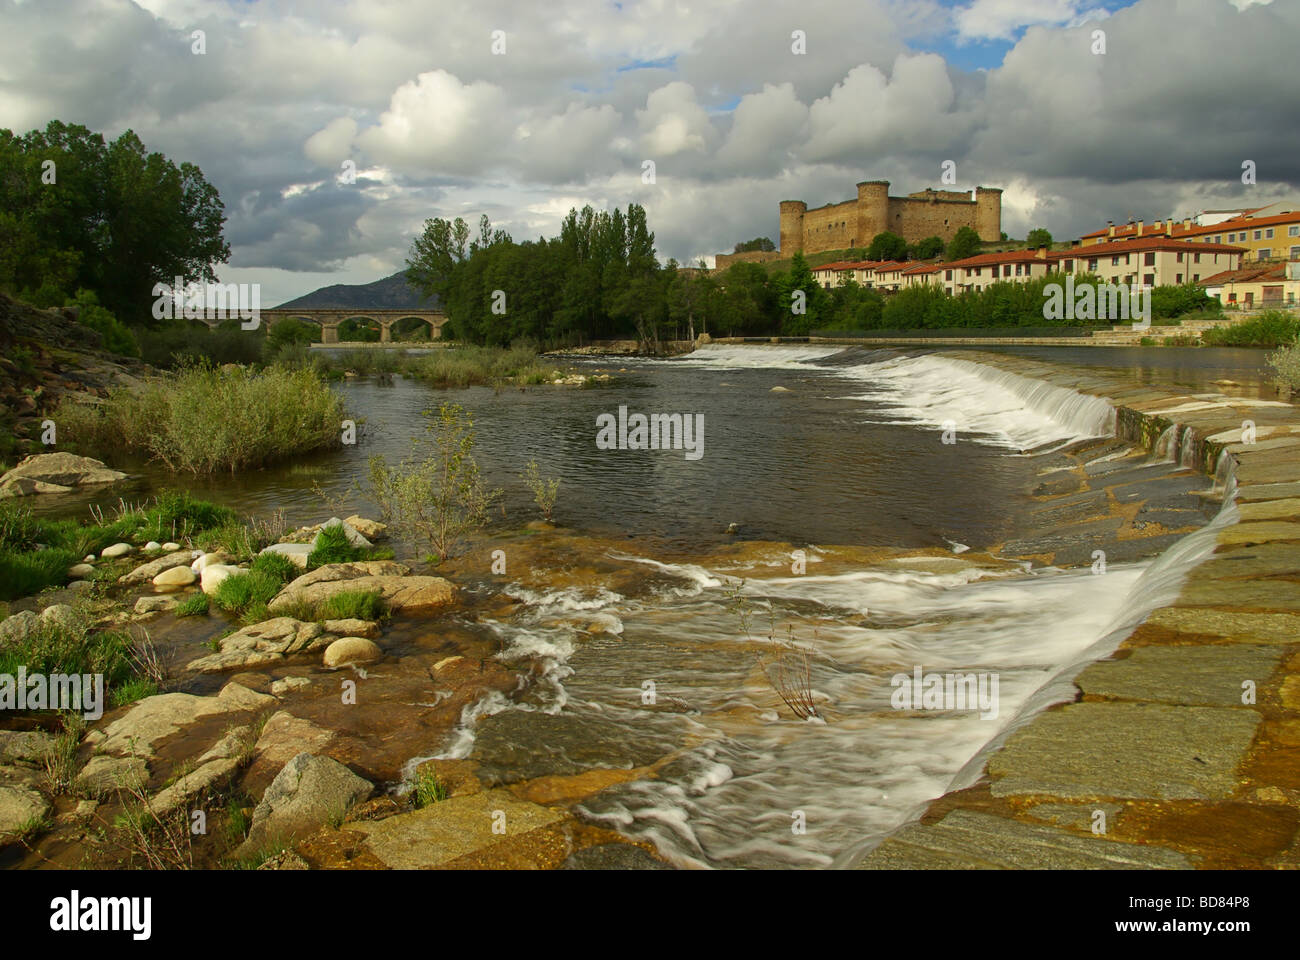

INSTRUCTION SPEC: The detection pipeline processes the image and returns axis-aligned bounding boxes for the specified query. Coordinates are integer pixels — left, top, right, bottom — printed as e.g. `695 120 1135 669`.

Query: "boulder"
268 561 454 615
343 515 388 541
74 755 148 796
185 618 327 673
152 565 197 590
162 542 181 551
96 692 248 758
321 618 380 639
191 551 233 573
314 517 372 550
0 610 39 646
218 681 277 711
237 752 372 856
100 542 133 560
68 563 94 579
119 550 193 585
0 784 50 838
134 595 180 615
0 453 126 496
322 637 382 668
260 543 313 569
200 563 240 596
65 580 93 595
39 604 78 631
0 477 73 497
250 712 335 770
148 758 240 817
144 541 162 551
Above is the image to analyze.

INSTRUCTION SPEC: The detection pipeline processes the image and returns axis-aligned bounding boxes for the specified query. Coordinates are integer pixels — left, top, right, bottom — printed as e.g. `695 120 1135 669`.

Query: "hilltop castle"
780 180 1002 255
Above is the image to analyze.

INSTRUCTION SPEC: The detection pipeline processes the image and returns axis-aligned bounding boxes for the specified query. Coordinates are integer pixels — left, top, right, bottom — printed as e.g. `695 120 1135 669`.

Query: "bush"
249 550 299 585
68 289 140 357
1201 311 1300 348
1151 283 1219 320
51 363 347 474
0 547 79 601
1268 339 1300 390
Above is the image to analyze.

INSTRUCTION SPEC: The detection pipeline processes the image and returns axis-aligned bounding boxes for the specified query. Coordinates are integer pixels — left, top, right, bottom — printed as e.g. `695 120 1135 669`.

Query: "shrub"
50 363 347 474
522 459 560 521
1268 339 1300 391
249 550 299 585
68 289 139 357
1201 311 1300 348
0 547 79 601
367 403 501 563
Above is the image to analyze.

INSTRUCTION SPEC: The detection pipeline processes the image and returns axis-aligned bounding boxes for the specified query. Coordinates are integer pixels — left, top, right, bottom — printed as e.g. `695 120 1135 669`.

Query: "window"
1015 263 1024 276
1003 265 1011 277
1215 235 1222 243
1258 249 1271 259
1228 293 1237 302
1265 228 1274 239
1063 259 1074 273
1289 226 1299 237
1291 246 1300 259
1144 252 1156 266
1111 255 1121 266
1193 274 1199 282
1088 259 1099 271
945 270 953 280
1176 274 1183 283
1254 230 1262 240
1144 273 1155 286
1194 253 1201 263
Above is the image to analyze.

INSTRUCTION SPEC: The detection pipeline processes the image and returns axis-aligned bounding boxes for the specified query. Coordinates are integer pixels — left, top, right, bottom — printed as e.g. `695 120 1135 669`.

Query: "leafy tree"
1026 228 1053 249
0 121 229 324
909 236 944 260
866 232 908 261
733 237 775 253
66 288 139 357
946 226 982 261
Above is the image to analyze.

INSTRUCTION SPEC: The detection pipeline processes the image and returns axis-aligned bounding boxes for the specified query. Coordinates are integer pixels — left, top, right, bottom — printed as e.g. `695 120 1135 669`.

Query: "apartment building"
1200 261 1300 308
1077 207 1300 262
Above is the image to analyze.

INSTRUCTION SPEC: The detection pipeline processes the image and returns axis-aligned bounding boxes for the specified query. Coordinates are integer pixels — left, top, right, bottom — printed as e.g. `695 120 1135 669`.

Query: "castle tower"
974 186 1003 242
779 200 807 253
856 181 890 247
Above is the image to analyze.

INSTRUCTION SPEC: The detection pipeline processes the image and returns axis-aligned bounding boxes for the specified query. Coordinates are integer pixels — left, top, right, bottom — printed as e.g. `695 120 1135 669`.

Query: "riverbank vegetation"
52 364 346 474
1201 310 1300 348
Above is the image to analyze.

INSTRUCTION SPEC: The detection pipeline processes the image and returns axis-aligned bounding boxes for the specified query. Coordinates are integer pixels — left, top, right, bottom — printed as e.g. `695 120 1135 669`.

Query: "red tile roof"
1198 263 1286 286
1080 209 1300 243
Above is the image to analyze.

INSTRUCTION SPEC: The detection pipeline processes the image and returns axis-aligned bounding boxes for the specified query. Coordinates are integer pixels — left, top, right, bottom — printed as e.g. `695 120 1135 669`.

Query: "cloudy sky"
1 0 1296 305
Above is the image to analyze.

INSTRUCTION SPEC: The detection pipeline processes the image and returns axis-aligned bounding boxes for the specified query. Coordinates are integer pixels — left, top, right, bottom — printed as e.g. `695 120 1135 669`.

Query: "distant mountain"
275 271 441 310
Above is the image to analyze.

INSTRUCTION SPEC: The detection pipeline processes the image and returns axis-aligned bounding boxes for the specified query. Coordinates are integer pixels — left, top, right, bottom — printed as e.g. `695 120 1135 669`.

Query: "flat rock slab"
1187 543 1300 580
988 702 1259 801
1077 645 1284 706
0 784 50 837
186 617 327 673
858 810 1192 870
1238 498 1300 522
1174 578 1300 611
345 789 565 869
1216 521 1300 546
1145 607 1300 644
267 561 456 615
95 692 250 758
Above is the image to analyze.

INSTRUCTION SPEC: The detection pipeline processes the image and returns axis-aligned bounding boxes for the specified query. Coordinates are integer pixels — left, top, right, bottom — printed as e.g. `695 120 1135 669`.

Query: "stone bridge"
256 308 448 343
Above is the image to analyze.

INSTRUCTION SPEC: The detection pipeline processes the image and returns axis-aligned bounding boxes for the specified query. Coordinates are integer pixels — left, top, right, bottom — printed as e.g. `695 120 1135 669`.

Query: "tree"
910 235 944 260
946 226 982 261
866 231 907 261
0 121 229 324
776 252 827 335
1026 228 1053 249
733 237 775 253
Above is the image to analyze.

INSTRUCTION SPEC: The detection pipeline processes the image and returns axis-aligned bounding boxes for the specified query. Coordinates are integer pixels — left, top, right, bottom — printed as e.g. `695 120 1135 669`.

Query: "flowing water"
41 344 1261 868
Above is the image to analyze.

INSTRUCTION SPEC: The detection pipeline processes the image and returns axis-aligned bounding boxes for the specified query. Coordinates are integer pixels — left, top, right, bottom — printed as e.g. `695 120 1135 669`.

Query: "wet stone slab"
1186 542 1300 580
1174 578 1300 611
1077 644 1285 706
987 702 1260 801
1145 607 1300 644
857 810 1193 870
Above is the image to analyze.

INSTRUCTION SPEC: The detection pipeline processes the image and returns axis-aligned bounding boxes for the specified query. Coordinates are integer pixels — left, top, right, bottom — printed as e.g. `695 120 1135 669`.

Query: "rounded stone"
200 564 239 596
322 637 382 668
153 566 198 590
68 563 94 579
162 542 181 551
100 542 133 559
144 540 162 551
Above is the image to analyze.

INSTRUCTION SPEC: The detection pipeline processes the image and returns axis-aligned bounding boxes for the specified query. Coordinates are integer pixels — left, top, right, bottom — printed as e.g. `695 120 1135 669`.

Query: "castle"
779 180 1002 255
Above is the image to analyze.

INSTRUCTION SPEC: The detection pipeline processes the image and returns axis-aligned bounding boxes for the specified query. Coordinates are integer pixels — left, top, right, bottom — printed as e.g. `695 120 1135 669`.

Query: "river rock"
0 784 50 839
0 610 39 646
152 565 197 591
0 730 57 765
267 561 454 615
191 551 233 573
322 637 382 668
0 453 126 498
65 580 93 595
218 681 277 711
39 604 78 631
162 542 181 551
100 542 133 560
321 618 380 639
134 595 181 615
237 752 373 857
344 515 387 541
185 617 327 673
260 543 313 569
148 758 240 817
68 563 94 579
270 677 312 696
314 517 372 550
96 692 249 758
200 563 240 596
143 540 162 551
75 755 148 796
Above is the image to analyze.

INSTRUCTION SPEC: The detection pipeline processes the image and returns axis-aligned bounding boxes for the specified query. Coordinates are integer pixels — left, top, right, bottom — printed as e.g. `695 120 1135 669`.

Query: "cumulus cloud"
637 82 718 157
715 83 808 175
